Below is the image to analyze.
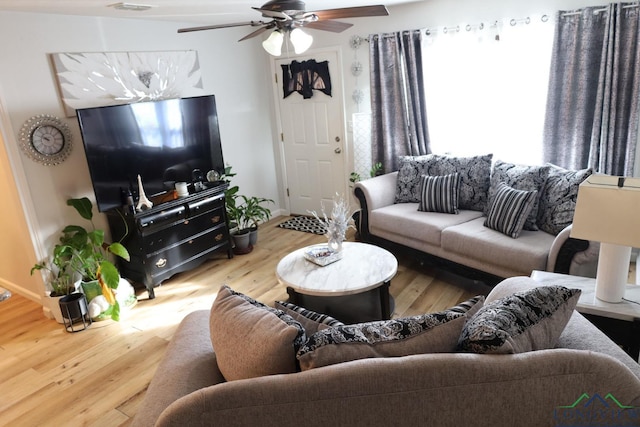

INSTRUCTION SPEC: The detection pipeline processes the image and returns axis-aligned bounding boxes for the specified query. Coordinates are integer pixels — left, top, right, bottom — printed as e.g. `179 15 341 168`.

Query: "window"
423 16 554 164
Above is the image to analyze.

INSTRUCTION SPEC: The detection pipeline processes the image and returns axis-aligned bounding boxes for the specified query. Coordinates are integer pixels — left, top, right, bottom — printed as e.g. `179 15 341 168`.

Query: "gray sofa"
132 279 640 427
354 169 598 284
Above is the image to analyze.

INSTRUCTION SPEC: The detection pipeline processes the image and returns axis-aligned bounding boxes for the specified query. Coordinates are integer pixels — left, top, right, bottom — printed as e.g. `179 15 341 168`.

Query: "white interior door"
274 49 347 216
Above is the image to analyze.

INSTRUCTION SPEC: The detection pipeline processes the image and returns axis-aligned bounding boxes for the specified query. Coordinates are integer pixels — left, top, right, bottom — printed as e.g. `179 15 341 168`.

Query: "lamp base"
595 243 631 303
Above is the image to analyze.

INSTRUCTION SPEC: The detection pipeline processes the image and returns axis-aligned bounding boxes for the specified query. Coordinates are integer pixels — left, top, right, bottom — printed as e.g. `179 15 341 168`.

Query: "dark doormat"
277 216 327 235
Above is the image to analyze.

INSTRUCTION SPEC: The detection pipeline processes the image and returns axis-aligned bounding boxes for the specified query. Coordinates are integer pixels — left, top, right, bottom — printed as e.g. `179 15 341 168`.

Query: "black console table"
106 183 232 299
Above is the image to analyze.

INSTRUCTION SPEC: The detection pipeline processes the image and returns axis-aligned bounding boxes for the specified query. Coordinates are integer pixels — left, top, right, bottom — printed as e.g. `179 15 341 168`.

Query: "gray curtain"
543 3 640 176
370 30 430 173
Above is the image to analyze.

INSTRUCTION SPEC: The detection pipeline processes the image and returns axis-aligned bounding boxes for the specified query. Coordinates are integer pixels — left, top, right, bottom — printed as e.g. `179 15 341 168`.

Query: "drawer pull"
215 234 224 241
155 258 167 268
212 215 221 224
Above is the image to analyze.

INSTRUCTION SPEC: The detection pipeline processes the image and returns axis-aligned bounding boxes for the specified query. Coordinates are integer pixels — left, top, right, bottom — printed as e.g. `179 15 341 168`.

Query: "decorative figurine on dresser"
75 95 232 299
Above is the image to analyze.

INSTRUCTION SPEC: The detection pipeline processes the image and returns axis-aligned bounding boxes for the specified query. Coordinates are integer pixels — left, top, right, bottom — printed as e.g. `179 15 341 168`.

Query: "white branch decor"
309 194 355 253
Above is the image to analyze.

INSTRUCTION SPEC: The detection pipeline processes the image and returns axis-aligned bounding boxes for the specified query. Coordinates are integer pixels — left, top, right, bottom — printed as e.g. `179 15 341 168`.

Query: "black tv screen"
76 95 225 212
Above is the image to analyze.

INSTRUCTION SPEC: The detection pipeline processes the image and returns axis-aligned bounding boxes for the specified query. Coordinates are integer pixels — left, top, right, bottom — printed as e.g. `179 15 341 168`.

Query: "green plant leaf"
99 261 120 289
110 301 120 322
108 242 130 262
88 229 105 248
67 197 93 221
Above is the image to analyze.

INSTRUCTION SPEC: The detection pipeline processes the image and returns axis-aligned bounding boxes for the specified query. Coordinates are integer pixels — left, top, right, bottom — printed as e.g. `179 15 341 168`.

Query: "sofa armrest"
547 224 598 276
354 172 398 238
131 310 225 427
155 349 640 427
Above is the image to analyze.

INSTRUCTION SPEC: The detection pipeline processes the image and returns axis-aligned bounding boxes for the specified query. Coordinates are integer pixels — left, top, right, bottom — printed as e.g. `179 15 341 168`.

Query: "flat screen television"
76 95 225 212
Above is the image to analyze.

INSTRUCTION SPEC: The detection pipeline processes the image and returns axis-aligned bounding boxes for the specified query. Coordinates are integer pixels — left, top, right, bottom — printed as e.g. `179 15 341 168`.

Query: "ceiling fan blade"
305 20 353 33
310 5 389 21
238 25 272 41
178 21 266 33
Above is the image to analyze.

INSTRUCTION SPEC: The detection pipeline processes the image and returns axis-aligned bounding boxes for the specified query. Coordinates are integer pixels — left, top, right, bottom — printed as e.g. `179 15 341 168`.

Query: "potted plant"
242 195 274 245
53 197 131 321
31 259 77 324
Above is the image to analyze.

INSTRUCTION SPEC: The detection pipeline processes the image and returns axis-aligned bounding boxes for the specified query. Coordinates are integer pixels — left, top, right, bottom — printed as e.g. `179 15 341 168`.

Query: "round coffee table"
276 242 398 323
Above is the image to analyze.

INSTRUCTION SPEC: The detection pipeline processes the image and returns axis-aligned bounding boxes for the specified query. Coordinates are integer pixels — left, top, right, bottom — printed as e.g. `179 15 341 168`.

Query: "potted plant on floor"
243 195 274 245
55 197 132 321
31 256 78 324
226 195 274 253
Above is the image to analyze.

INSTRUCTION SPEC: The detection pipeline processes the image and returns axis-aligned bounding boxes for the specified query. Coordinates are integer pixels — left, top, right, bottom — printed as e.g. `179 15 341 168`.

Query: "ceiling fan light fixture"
290 28 313 54
262 30 284 56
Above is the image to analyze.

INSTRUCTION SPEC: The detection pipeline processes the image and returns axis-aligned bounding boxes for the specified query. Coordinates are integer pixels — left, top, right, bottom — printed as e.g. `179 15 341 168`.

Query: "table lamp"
570 175 640 302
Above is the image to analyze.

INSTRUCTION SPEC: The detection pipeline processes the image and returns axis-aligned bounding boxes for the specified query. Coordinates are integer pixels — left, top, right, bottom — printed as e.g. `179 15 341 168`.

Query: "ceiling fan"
178 0 389 55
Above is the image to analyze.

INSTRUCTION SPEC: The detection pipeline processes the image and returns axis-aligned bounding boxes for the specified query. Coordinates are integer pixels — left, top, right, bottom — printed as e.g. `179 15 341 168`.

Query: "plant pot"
45 294 66 324
249 226 258 246
59 292 91 332
232 229 253 255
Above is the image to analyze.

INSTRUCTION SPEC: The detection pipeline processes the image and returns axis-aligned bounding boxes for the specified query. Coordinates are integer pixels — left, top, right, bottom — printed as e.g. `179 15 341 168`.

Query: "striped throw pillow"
418 173 460 214
484 182 537 238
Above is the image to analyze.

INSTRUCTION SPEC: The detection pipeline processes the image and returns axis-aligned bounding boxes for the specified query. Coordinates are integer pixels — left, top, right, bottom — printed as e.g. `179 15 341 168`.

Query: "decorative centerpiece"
309 194 355 253
303 244 342 266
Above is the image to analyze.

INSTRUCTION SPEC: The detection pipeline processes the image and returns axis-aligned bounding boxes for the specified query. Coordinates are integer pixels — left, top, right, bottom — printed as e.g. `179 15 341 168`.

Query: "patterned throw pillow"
275 301 345 335
458 285 581 354
486 161 550 231
428 154 493 212
537 164 593 235
296 296 484 370
418 173 460 214
209 285 306 381
484 183 537 238
394 155 439 203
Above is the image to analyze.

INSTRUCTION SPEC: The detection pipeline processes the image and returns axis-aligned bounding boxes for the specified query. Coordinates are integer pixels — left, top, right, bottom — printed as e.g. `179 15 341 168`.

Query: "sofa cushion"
418 173 460 214
458 284 580 354
297 296 485 370
275 301 345 335
486 161 550 231
484 183 537 238
395 155 439 203
370 203 484 246
427 153 493 212
209 285 306 381
537 164 593 235
441 217 555 275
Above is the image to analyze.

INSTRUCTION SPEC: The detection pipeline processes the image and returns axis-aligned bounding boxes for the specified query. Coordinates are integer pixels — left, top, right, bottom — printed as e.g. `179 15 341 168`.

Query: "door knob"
334 147 342 154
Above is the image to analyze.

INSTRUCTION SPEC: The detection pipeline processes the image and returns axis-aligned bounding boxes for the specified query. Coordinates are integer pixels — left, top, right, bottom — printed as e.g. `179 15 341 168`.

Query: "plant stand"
59 293 92 333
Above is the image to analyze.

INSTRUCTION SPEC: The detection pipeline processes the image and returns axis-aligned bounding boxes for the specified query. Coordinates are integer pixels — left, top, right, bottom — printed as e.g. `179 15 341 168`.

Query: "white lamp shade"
262 30 284 56
290 28 313 54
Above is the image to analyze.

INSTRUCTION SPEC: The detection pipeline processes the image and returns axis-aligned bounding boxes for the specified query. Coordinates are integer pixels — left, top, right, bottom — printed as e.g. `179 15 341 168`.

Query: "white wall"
0 11 281 301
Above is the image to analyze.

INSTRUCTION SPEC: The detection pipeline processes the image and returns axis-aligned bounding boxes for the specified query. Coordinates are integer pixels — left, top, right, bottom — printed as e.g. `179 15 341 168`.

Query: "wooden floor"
0 216 490 426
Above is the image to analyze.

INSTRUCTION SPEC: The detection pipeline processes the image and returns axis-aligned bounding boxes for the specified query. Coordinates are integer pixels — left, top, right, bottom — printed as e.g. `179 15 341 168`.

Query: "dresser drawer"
142 206 226 252
137 205 187 232
145 226 229 281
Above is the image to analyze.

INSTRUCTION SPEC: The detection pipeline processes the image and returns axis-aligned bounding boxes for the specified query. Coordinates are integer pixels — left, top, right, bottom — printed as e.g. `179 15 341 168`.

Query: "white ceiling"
0 0 415 26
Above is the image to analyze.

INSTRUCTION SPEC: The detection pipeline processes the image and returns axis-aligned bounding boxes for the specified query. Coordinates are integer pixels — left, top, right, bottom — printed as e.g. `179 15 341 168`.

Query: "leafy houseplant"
38 197 130 321
226 195 274 253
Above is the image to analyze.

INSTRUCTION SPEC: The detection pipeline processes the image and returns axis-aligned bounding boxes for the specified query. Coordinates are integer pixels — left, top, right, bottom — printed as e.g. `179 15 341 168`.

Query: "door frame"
269 45 350 215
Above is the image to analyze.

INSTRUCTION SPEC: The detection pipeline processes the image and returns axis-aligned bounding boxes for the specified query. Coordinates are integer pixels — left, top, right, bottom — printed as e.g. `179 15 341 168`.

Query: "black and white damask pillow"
486 161 550 231
296 296 485 370
537 164 592 235
429 154 493 212
394 155 439 203
457 285 581 354
418 173 460 214
484 183 537 238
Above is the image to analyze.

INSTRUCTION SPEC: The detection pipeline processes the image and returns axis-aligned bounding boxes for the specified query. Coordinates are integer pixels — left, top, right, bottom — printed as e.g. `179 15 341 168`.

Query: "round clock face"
19 115 72 166
32 125 65 155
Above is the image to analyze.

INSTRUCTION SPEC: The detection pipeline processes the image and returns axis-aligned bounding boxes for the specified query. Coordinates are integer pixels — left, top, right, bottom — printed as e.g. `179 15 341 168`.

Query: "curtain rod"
423 14 549 36
562 3 639 17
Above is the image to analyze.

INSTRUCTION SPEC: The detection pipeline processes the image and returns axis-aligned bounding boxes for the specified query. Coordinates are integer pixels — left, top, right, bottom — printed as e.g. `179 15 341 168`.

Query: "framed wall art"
51 50 204 116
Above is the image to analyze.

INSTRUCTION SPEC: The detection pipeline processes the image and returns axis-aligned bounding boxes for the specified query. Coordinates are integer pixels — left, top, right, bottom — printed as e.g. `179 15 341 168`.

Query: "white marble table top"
276 242 398 297
530 270 640 322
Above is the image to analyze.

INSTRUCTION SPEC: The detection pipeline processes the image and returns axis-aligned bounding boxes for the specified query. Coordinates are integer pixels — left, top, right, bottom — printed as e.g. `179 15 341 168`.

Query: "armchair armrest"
547 224 599 276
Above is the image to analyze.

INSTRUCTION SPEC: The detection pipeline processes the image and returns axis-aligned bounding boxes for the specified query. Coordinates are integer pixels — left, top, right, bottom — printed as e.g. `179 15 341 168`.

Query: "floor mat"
277 216 327 235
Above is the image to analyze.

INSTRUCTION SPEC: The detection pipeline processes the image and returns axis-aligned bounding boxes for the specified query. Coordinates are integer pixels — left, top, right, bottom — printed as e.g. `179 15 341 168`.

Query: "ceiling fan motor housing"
261 0 306 14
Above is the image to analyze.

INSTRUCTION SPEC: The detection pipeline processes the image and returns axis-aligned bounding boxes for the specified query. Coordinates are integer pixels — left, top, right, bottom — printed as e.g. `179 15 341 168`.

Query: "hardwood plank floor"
0 216 491 426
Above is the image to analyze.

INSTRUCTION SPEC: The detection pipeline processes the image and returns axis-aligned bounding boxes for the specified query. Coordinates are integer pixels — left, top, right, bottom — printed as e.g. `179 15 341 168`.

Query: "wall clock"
19 114 72 166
